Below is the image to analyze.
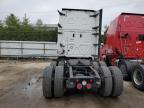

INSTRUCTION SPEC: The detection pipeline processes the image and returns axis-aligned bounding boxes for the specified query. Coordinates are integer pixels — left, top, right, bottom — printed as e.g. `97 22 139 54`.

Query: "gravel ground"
0 60 144 108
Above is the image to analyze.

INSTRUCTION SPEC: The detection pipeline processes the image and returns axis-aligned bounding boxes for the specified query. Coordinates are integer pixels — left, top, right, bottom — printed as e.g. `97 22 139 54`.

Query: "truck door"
136 34 144 58
120 32 132 57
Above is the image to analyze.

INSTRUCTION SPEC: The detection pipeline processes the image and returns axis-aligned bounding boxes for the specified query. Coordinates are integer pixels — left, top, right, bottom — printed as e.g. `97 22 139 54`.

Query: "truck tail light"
89 79 93 83
82 80 87 86
86 83 92 89
77 83 82 90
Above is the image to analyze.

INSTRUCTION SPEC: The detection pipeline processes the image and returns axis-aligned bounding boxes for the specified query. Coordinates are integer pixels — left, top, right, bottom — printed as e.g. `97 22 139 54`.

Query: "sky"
0 0 144 30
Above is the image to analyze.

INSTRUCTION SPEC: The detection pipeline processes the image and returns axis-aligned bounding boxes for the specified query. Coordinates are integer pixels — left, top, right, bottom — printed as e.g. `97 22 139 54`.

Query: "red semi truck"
101 13 144 90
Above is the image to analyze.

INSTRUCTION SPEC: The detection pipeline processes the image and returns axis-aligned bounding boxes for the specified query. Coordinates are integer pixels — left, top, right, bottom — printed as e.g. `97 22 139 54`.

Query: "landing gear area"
118 59 144 90
43 58 123 98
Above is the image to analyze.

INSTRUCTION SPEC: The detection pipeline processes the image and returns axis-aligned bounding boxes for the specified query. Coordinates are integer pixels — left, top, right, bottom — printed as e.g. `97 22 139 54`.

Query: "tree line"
0 14 57 42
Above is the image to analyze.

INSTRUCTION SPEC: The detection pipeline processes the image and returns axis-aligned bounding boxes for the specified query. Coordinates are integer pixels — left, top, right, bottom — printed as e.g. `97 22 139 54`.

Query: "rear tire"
109 66 123 96
118 60 138 81
54 66 64 97
131 64 144 90
99 66 112 97
42 66 53 98
99 61 107 66
118 60 129 80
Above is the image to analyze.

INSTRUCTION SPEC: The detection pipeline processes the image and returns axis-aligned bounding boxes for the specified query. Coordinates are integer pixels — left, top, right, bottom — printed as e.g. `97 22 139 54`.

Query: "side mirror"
120 33 129 39
124 33 129 37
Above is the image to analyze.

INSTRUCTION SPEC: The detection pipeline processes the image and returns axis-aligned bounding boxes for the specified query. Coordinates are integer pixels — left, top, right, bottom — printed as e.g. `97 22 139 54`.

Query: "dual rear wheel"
98 66 123 97
43 64 64 98
43 61 123 98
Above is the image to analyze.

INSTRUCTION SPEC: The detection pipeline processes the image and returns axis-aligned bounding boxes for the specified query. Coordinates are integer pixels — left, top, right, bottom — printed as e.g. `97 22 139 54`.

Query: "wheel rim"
133 69 143 86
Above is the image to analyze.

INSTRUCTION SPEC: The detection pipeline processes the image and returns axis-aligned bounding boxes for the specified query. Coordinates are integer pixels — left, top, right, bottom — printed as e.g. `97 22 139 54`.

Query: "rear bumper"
65 76 101 90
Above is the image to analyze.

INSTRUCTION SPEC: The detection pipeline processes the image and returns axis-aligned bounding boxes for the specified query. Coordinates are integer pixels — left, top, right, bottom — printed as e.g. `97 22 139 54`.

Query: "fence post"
0 41 1 57
21 42 23 57
44 43 46 57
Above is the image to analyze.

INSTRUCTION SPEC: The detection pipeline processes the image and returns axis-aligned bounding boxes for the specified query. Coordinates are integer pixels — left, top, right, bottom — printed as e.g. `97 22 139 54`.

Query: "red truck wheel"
132 64 144 90
118 60 130 80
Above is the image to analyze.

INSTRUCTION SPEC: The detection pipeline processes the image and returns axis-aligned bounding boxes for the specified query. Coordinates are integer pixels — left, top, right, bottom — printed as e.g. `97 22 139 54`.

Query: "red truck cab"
101 13 144 91
101 13 144 65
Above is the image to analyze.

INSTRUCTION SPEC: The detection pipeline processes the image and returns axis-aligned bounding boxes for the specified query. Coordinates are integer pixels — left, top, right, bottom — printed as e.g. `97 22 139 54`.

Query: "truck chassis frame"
43 57 123 98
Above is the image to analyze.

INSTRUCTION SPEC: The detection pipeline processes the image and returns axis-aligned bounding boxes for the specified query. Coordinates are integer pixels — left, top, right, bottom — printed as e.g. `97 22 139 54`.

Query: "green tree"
21 14 32 30
5 14 20 28
0 20 3 27
36 19 43 27
22 14 29 26
0 13 57 42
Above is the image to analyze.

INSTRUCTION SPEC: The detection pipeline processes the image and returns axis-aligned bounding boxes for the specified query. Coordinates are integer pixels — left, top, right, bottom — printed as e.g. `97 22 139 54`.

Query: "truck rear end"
42 8 123 98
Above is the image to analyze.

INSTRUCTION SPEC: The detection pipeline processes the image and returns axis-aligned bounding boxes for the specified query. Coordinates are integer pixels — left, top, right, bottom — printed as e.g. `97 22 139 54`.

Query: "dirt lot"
0 60 144 108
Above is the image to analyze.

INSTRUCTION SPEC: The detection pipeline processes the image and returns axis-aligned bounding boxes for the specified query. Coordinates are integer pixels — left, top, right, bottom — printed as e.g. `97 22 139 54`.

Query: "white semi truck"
42 8 123 98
